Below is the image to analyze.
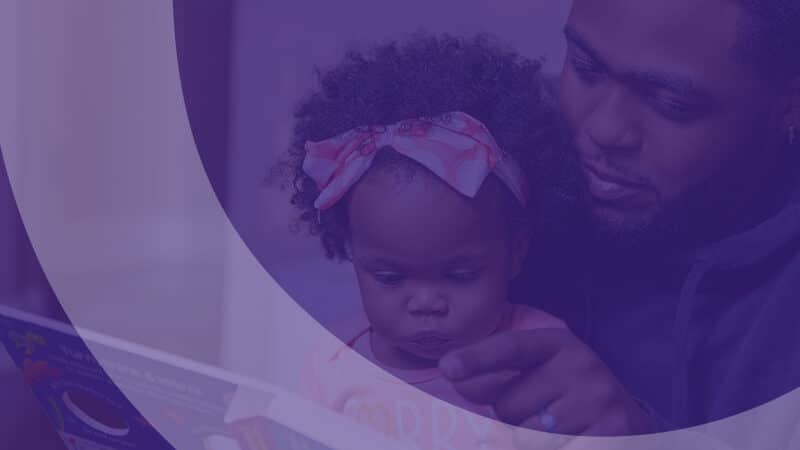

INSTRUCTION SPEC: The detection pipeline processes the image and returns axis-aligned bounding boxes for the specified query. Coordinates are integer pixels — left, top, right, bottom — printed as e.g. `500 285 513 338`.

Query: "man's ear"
510 226 534 280
782 76 800 139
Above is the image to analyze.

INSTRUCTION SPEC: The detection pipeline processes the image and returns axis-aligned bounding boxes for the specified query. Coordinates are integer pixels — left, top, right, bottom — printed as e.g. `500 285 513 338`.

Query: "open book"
0 304 412 450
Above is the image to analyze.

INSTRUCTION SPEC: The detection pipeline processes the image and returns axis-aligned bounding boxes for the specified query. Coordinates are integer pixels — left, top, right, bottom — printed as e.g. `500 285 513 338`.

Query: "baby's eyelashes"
445 269 482 283
372 270 405 286
369 268 483 287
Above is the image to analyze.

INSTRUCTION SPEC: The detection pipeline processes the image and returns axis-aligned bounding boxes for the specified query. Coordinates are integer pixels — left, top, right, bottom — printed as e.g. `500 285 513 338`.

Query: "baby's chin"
400 337 460 363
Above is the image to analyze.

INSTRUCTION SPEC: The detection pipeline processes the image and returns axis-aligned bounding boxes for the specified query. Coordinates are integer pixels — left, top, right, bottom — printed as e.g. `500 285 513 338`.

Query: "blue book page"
0 306 343 450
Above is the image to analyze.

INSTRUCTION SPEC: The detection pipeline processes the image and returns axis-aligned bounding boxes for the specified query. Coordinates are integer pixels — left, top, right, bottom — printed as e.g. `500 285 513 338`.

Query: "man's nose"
407 285 449 317
583 85 642 154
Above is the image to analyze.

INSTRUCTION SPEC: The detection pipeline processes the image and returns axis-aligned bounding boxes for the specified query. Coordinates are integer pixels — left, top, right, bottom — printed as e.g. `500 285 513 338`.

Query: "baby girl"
282 33 568 449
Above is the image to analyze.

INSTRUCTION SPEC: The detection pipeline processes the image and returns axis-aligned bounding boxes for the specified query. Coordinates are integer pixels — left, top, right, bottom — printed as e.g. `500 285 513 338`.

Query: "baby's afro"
276 32 578 261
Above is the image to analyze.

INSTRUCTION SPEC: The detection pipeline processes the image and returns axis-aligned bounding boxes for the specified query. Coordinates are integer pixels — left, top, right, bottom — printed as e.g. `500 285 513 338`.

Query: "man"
439 0 800 436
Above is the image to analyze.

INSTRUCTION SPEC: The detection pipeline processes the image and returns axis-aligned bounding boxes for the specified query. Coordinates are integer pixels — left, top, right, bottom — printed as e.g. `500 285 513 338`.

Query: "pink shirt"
303 305 566 450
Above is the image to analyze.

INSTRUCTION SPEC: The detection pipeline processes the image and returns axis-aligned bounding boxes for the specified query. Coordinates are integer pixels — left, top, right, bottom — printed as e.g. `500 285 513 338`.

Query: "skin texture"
348 164 529 370
441 0 800 438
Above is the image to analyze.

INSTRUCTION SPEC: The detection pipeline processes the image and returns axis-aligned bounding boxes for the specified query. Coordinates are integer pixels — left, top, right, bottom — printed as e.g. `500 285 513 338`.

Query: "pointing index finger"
439 328 565 381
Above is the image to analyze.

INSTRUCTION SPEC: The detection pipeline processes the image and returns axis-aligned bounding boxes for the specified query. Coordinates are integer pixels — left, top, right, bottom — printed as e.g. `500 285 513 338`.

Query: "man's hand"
439 328 656 437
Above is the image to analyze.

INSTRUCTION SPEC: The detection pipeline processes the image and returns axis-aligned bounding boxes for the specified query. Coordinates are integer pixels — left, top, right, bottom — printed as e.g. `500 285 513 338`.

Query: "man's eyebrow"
563 26 607 68
564 25 713 102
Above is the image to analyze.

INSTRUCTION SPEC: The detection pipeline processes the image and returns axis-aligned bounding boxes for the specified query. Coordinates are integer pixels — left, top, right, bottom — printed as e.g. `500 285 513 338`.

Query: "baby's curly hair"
275 32 578 261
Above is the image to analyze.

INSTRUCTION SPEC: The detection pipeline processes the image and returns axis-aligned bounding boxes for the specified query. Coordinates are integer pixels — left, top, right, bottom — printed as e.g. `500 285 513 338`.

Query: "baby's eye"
372 271 405 286
446 269 481 283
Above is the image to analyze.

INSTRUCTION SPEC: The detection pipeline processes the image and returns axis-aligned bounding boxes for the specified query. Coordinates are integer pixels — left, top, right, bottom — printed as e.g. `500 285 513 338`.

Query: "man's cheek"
643 130 712 199
558 72 586 131
663 149 729 201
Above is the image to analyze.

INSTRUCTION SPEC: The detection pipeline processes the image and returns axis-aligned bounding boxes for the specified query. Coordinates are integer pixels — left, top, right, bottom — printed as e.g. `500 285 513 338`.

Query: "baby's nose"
407 287 448 316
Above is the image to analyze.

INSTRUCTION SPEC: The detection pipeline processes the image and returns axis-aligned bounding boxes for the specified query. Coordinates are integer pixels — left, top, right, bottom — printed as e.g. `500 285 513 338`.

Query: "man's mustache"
559 121 653 189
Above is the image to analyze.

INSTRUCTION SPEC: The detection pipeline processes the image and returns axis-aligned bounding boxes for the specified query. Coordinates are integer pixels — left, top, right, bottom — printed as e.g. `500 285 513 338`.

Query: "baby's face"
348 167 529 370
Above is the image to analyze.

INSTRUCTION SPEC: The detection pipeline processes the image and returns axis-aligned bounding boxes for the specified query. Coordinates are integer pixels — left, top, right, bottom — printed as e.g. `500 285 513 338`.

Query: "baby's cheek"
454 287 508 338
361 290 406 334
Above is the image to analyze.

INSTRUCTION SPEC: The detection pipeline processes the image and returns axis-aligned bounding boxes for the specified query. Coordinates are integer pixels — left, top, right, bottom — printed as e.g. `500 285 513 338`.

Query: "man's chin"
588 203 667 249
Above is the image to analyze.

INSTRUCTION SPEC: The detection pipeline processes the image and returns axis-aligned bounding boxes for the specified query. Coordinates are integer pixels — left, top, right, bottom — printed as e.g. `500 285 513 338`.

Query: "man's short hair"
734 0 800 84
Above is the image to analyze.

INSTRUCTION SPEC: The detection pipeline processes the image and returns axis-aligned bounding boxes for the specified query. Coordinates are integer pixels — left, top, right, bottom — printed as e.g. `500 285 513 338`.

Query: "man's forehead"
567 0 742 33
566 0 747 92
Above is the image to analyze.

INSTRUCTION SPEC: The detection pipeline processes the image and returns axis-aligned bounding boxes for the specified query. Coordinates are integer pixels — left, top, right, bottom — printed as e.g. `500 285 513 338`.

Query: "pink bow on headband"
302 111 528 210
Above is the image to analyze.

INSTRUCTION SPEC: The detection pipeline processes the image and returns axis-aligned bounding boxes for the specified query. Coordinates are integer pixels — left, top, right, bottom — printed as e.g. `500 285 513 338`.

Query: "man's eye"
569 52 604 83
648 94 704 123
446 270 481 283
373 271 404 286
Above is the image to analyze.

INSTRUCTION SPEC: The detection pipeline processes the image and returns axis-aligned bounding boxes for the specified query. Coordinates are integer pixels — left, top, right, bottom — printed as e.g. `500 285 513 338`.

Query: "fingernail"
439 355 464 380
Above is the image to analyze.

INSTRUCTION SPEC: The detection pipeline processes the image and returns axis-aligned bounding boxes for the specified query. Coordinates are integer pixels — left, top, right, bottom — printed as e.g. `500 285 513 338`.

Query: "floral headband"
302 111 528 210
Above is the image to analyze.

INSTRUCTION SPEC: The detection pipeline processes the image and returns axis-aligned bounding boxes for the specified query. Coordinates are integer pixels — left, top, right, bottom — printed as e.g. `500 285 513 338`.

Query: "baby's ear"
509 226 534 279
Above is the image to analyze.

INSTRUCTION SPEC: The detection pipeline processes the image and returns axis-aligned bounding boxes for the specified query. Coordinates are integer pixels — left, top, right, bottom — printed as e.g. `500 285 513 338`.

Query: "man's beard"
584 181 720 254
583 149 783 255
546 115 790 255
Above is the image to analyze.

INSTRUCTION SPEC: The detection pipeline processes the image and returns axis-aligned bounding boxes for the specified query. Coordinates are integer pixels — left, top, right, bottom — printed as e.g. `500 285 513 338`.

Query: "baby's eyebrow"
363 257 405 270
441 255 482 266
